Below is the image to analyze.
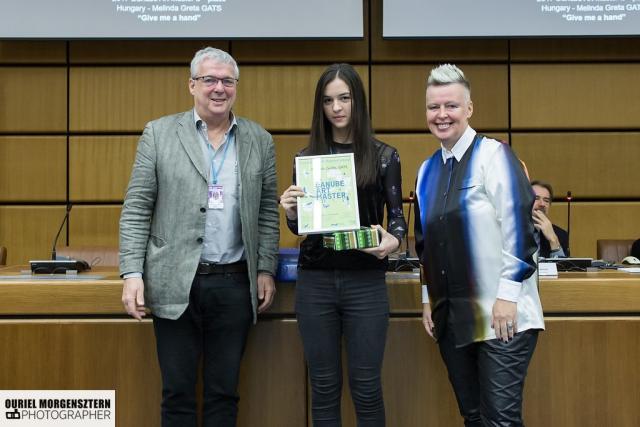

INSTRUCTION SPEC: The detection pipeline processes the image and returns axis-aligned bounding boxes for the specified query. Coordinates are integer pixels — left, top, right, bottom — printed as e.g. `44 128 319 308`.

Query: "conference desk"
1 267 639 426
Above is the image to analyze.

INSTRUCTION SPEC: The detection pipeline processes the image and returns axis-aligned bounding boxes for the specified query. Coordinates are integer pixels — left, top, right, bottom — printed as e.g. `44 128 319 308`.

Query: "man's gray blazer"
119 110 280 321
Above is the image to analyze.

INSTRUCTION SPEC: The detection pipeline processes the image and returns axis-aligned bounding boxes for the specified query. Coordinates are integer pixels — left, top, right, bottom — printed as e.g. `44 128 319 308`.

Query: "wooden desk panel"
0 268 123 315
540 272 640 312
0 319 306 427
1 270 639 426
524 318 640 427
238 320 307 427
344 317 640 427
357 318 461 426
2 269 639 315
0 320 161 426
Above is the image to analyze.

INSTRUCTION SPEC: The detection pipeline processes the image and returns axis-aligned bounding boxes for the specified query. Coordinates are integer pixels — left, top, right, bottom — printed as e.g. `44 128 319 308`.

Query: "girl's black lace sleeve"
383 148 407 245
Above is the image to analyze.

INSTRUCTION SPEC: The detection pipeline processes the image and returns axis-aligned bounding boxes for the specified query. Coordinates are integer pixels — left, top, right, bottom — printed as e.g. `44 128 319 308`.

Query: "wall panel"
513 132 640 199
69 40 229 64
69 205 121 247
0 136 66 202
235 65 369 132
60 179 636 258
69 136 138 202
69 67 193 132
278 209 303 249
379 133 439 197
273 134 311 249
511 38 640 62
371 65 508 131
547 202 640 258
0 41 66 63
372 38 508 64
233 39 368 64
273 134 307 196
0 67 67 132
0 205 67 265
511 64 640 129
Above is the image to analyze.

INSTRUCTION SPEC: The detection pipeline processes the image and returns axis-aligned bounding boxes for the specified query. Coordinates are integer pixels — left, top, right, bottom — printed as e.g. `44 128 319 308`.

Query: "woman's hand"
279 185 305 220
491 298 518 343
360 225 400 259
422 303 435 339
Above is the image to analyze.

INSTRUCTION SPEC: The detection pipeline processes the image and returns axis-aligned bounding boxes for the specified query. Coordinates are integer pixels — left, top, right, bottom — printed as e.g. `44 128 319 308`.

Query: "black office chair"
57 245 119 267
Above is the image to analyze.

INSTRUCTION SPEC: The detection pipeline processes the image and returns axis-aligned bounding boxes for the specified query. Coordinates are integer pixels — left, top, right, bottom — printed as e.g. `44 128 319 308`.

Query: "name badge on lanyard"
208 184 224 209
205 129 233 210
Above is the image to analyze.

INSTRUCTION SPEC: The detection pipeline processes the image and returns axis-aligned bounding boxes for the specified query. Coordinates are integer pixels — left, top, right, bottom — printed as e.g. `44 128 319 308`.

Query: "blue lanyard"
206 134 232 185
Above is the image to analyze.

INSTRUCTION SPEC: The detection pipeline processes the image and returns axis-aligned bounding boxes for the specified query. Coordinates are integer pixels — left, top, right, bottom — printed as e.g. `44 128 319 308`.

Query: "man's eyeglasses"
192 75 238 88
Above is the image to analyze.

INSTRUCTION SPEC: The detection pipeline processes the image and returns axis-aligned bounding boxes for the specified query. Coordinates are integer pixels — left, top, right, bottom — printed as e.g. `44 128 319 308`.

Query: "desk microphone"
566 191 572 252
30 203 90 274
388 191 419 272
51 204 72 260
404 190 415 259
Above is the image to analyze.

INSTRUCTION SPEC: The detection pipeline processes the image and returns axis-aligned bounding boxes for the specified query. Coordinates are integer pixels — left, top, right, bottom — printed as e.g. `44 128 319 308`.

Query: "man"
415 64 544 426
633 239 640 259
531 180 570 258
119 47 279 427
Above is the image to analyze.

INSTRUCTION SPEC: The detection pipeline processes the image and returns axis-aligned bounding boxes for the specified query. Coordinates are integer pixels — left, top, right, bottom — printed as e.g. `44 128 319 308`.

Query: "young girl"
279 63 406 426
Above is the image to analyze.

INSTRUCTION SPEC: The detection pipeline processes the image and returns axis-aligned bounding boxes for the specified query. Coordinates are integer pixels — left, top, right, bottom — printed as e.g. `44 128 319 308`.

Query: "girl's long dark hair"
308 63 376 187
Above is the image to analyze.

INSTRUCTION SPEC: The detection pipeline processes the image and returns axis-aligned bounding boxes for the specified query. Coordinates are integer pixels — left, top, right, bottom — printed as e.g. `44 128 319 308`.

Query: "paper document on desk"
618 267 640 273
538 262 558 277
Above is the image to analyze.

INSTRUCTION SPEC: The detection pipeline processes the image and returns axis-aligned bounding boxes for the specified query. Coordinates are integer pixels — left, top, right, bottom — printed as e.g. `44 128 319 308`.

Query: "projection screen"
1 0 364 39
383 0 640 38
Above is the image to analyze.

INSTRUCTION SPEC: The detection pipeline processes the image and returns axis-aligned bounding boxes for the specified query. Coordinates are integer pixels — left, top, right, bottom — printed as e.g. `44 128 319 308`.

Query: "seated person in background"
632 239 640 258
531 180 569 258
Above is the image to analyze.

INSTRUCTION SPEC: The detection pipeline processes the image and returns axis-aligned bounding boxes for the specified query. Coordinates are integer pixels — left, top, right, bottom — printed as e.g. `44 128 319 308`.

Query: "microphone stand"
392 191 419 271
403 191 414 259
566 191 572 254
51 203 72 260
30 203 90 274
